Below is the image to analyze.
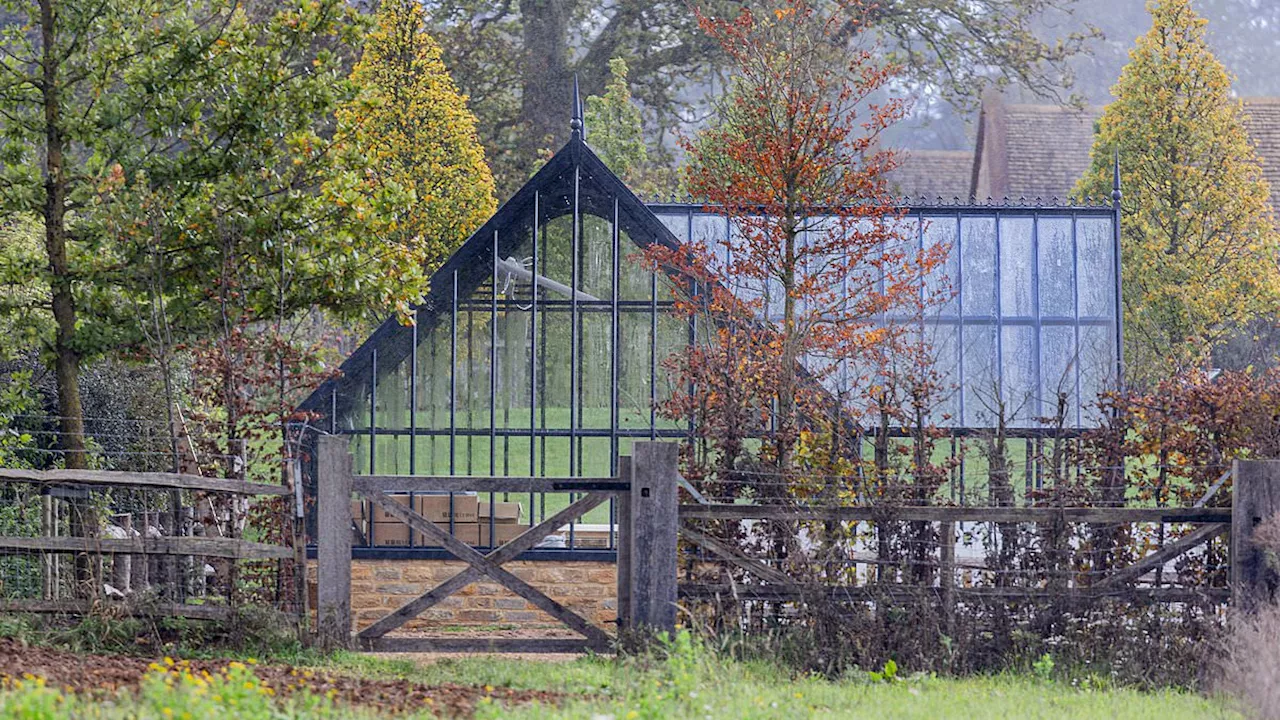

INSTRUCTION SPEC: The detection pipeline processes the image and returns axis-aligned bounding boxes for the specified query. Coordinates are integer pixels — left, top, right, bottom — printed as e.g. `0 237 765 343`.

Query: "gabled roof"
886 149 975 201
973 94 1280 204
297 133 682 417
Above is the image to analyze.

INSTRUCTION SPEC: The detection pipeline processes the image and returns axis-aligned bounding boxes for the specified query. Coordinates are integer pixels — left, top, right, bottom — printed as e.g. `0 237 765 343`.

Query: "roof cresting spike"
1112 149 1122 205
571 74 584 139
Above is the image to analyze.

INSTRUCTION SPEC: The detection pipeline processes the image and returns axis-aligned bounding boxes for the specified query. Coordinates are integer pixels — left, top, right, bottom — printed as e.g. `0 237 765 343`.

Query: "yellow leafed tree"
1076 0 1280 386
330 0 496 310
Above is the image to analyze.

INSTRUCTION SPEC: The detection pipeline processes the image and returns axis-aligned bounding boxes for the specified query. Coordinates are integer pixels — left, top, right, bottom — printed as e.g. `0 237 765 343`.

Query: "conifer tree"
1076 0 1280 385
331 0 496 288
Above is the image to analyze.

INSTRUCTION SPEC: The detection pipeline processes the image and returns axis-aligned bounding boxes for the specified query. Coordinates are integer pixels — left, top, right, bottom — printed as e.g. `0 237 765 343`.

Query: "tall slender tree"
330 0 496 292
1076 0 1280 385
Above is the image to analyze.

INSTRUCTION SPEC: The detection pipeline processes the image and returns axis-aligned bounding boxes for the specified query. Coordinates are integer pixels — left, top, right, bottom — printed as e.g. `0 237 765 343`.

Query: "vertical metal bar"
410 317 418 475
490 230 499 542
610 198 621 549
530 191 539 519
993 211 1004 423
369 349 377 475
450 269 458 540
491 230 499 477
571 163 580 477
1031 214 1041 422
369 348 377 546
329 386 337 434
650 269 658 441
450 269 459 474
1111 157 1125 388
1072 211 1082 427
409 318 418 549
955 214 965 428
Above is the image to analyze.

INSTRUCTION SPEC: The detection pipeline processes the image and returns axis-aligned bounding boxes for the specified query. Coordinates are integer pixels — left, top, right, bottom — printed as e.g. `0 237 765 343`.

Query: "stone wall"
311 559 617 632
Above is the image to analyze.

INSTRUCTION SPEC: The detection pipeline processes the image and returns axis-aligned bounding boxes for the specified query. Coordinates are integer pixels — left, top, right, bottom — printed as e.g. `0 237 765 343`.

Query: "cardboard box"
478 501 522 524
479 522 528 547
369 494 411 523
557 523 615 549
371 521 410 547
446 522 480 546
416 494 478 523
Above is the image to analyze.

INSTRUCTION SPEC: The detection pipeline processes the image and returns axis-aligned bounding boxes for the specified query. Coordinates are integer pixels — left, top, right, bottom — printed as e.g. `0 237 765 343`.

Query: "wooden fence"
0 467 295 621
312 439 1280 653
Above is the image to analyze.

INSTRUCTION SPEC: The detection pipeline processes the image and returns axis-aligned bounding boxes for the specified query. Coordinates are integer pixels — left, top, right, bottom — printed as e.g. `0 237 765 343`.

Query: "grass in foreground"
0 631 1240 719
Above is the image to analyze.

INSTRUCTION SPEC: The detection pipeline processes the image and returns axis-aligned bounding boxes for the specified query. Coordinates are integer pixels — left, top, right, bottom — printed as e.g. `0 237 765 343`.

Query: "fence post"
629 442 679 636
316 435 353 650
1231 459 1280 610
939 521 956 636
615 456 632 633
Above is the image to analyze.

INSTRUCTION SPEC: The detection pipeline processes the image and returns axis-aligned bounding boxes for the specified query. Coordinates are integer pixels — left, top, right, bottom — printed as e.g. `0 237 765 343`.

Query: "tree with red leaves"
648 0 948 492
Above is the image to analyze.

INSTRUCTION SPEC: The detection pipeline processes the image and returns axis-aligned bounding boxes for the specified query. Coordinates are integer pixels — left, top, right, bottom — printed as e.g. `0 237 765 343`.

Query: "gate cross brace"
359 491 613 649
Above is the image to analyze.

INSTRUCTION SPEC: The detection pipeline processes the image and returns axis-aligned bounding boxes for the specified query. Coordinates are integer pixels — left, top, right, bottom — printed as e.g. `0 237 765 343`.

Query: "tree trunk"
42 0 93 597
516 0 571 175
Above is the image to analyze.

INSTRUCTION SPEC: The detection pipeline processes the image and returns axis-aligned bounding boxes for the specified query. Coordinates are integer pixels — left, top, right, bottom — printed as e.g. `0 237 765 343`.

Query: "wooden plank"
630 442 679 634
1093 523 1228 590
316 436 354 651
0 536 291 559
357 492 610 639
355 475 623 495
939 521 956 636
365 491 613 649
680 524 793 586
362 637 599 654
679 504 1232 524
1232 460 1280 610
0 599 231 621
0 467 289 496
615 457 632 632
678 583 1231 604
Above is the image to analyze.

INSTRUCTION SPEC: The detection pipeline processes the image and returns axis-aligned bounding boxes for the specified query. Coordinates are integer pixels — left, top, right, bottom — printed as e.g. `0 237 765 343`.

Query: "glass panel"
924 322 960 426
579 214 613 299
962 324 997 426
999 218 1033 318
579 312 613 429
1001 325 1036 428
1041 325 1077 425
961 218 996 316
539 309 572 432
1078 218 1114 317
655 212 688 242
1079 324 1118 426
618 228 653 301
618 307 655 431
539 214 575 293
1038 217 1074 317
922 216 958 316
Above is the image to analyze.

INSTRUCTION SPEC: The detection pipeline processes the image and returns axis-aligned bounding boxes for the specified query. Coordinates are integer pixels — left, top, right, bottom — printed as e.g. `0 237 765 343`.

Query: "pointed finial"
1111 149 1122 204
570 74 583 138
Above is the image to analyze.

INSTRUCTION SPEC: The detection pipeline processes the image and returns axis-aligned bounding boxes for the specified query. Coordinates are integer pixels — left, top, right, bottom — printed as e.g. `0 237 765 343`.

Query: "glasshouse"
298 113 1122 557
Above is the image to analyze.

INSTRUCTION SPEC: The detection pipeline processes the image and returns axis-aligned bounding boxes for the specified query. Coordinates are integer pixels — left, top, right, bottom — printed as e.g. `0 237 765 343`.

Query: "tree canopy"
329 0 496 303
1076 0 1280 385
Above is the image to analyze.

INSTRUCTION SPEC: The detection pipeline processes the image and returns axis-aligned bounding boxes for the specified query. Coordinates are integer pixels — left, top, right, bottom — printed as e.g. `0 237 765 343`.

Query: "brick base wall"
310 560 617 632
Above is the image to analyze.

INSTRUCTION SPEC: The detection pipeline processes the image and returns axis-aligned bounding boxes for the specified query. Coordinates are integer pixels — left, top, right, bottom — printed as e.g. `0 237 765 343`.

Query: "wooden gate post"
316 435 353 650
615 456 632 632
1231 459 1280 610
629 442 679 636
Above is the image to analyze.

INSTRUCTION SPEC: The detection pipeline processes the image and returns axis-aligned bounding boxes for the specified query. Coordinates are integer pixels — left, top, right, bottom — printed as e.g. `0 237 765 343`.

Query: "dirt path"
0 638 563 717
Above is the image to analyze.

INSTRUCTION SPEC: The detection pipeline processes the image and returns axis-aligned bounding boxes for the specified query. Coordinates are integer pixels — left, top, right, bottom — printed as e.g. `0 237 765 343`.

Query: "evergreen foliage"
1076 0 1280 385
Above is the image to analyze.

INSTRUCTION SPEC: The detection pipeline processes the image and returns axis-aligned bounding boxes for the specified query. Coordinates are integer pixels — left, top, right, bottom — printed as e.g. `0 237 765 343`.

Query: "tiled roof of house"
1000 104 1101 201
885 149 974 200
1242 98 1280 195
984 98 1280 203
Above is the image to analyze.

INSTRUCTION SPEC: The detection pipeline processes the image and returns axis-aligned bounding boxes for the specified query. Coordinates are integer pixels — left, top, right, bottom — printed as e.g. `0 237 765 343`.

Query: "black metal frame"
297 119 1124 559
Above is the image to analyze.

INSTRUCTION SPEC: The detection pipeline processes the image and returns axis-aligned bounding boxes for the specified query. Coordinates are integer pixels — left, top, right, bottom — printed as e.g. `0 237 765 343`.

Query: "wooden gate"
313 436 679 653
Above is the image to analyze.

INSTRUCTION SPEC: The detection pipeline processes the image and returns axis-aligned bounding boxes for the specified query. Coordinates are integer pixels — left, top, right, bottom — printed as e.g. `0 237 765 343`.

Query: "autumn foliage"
648 0 947 491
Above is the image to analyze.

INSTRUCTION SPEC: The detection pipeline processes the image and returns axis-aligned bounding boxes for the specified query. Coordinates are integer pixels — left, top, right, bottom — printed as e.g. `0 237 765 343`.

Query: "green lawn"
305 636 1234 720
